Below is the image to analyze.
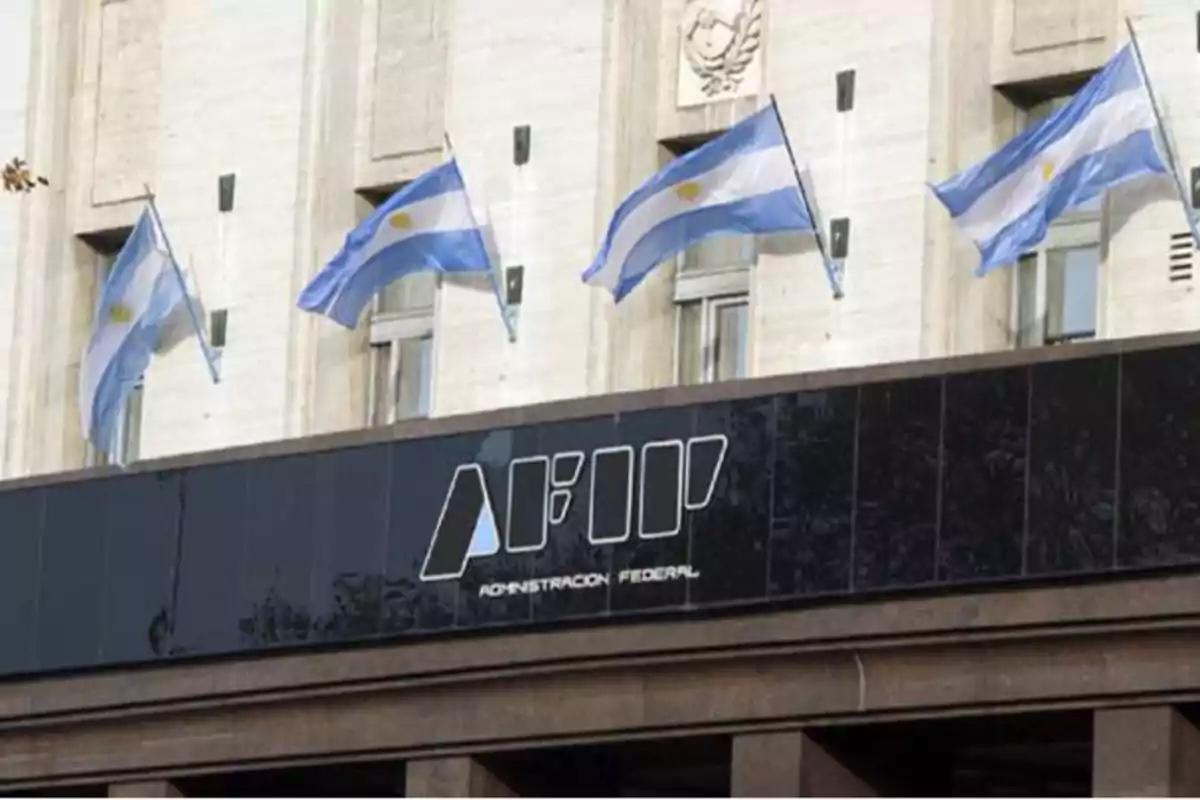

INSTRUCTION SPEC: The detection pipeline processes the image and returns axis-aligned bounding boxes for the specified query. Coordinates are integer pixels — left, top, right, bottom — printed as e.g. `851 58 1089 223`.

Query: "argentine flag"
298 159 494 329
79 208 185 456
932 44 1167 275
583 105 814 302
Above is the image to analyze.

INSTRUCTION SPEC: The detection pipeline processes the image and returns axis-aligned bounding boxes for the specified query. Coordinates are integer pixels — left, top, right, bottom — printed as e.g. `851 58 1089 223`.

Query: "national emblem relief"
679 0 764 98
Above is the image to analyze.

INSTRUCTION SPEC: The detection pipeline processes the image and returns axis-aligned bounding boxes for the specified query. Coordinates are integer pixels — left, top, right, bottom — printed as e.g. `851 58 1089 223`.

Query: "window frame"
673 292 751 385
83 240 146 467
86 378 144 467
1009 92 1105 349
358 181 439 428
365 273 438 427
671 240 755 385
366 334 433 426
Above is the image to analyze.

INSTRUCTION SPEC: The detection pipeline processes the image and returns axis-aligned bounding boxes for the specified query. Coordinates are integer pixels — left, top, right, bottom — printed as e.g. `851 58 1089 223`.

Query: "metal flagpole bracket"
143 183 222 384
769 94 845 300
1125 17 1200 250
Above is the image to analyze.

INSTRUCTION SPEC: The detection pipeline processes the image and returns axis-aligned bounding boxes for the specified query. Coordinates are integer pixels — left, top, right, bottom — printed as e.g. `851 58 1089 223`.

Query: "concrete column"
406 756 516 798
108 780 182 797
731 730 875 797
1094 706 1200 796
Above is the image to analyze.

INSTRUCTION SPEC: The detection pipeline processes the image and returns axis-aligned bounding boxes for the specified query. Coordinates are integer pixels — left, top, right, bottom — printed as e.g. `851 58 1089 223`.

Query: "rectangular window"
1011 89 1103 348
359 182 438 428
88 380 144 467
661 133 756 385
368 272 435 426
85 241 145 467
676 295 750 385
368 335 432 426
1014 242 1100 347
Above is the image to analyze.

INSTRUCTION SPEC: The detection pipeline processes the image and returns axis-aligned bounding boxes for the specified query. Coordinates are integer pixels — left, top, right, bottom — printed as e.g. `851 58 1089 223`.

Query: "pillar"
731 730 876 797
1094 706 1200 796
405 755 515 798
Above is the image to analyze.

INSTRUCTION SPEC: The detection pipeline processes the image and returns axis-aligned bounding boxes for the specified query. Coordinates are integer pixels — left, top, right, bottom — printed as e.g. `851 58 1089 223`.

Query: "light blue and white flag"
583 105 814 302
298 159 495 329
79 208 185 456
931 43 1167 275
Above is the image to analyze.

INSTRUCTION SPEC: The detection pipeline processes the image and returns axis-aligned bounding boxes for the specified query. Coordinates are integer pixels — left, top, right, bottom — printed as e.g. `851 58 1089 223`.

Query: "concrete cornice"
4 572 1200 787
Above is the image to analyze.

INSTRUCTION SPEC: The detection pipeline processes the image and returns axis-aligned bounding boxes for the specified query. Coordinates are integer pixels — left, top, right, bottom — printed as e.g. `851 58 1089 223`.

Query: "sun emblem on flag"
1041 162 1054 182
107 303 132 324
388 211 413 230
675 181 703 202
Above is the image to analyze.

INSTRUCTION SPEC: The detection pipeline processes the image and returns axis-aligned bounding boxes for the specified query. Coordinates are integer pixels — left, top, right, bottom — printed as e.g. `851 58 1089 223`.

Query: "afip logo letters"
419 434 728 582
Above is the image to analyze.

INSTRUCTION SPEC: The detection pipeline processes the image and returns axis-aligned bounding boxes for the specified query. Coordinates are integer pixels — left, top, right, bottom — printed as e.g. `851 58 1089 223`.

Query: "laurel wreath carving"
680 0 763 97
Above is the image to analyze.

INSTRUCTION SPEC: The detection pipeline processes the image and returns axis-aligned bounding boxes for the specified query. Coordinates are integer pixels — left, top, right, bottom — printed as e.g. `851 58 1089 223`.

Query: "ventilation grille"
1169 232 1194 283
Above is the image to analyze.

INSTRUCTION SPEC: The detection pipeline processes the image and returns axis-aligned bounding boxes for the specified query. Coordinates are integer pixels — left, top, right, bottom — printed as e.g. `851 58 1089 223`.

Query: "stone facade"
0 0 1196 477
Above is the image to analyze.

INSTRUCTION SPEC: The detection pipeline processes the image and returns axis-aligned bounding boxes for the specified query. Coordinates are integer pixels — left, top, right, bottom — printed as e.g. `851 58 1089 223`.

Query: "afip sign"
419 434 728 582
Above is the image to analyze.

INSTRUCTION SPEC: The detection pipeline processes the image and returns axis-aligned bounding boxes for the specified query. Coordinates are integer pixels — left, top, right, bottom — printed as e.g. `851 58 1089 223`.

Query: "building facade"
0 0 1197 477
6 1 1200 797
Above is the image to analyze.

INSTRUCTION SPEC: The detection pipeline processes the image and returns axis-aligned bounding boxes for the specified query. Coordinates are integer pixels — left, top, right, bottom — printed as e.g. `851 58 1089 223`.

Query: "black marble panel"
36 480 109 671
530 415 619 624
455 425 541 629
173 462 247 657
0 487 42 675
856 378 941 591
381 435 474 636
610 407 697 613
1027 357 1117 575
1119 347 1200 567
238 455 319 649
309 444 391 643
770 388 857 599
688 398 773 607
100 471 181 663
938 368 1027 584
16 342 1200 681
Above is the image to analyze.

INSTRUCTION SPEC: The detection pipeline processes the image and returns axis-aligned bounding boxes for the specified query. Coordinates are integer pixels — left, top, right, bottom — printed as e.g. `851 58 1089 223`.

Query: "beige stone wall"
3 0 1200 477
0 0 33 473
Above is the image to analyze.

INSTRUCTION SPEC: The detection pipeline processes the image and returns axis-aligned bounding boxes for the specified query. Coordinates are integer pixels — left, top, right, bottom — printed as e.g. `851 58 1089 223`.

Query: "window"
357 186 437 427
665 137 755 386
367 271 436 426
83 239 146 467
1011 94 1102 348
676 295 750 385
86 379 144 467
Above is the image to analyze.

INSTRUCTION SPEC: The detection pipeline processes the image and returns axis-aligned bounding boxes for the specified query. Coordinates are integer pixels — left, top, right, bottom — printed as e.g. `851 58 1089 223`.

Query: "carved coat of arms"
679 0 763 97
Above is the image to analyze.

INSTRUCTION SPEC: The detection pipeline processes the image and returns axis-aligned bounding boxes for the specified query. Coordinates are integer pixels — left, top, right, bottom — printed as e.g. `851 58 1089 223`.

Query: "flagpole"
769 94 843 300
1125 17 1200 249
443 132 518 343
143 184 221 384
